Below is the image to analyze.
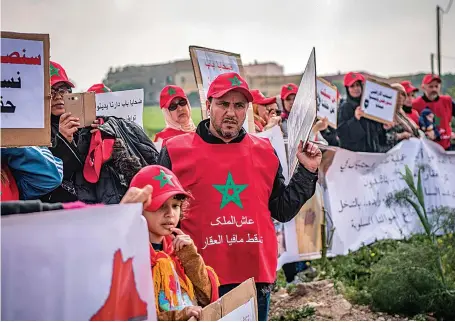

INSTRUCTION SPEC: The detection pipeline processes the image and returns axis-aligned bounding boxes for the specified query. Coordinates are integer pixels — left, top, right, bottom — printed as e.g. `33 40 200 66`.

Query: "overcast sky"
2 0 455 91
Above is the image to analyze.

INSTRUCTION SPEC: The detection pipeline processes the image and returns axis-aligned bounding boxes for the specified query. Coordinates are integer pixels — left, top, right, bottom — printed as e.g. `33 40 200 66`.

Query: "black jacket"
337 92 386 152
158 119 318 223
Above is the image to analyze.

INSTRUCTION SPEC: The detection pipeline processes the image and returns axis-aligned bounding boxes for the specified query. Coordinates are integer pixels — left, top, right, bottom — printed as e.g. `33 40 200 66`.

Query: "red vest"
1 166 19 201
166 133 279 285
154 128 187 143
413 95 452 149
405 109 420 125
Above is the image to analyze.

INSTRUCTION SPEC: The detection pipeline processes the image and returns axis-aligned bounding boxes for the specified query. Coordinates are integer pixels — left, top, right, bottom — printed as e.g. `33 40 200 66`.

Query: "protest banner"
1 31 50 147
63 92 96 127
324 138 455 256
287 48 317 175
1 203 157 321
316 77 338 128
189 45 255 133
360 79 398 124
200 278 257 321
95 89 144 127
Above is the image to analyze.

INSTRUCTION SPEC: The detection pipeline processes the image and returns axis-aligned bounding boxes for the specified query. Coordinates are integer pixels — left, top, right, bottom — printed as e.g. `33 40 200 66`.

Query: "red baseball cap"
400 81 418 94
421 74 441 86
344 72 365 87
280 83 298 100
50 61 75 88
251 89 276 105
129 165 193 212
87 83 112 94
206 72 253 102
160 85 187 109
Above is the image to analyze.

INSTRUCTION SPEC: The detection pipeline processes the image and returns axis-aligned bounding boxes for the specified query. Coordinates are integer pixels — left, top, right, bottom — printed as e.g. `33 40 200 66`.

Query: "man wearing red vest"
412 74 455 150
159 72 321 321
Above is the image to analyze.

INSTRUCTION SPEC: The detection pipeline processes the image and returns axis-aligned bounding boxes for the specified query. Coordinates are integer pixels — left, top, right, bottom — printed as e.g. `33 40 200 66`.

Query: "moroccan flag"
1 204 157 321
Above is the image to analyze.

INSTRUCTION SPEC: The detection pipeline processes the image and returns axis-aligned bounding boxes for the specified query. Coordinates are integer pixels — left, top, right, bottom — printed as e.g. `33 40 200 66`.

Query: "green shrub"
269 305 316 321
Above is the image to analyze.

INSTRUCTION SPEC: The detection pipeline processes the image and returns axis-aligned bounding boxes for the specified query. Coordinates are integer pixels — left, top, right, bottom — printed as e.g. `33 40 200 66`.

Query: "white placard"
360 80 398 124
287 48 317 175
1 203 157 321
95 89 144 127
325 138 455 256
1 37 45 128
316 77 338 128
254 125 289 183
219 298 256 321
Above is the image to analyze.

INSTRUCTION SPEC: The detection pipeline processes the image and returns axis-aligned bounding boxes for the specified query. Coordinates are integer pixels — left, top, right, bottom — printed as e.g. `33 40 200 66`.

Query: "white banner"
95 89 144 127
325 138 455 256
1 203 157 321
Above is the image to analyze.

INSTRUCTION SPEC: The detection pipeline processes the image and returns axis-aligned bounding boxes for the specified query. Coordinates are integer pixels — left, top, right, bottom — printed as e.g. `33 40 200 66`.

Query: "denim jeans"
219 283 272 321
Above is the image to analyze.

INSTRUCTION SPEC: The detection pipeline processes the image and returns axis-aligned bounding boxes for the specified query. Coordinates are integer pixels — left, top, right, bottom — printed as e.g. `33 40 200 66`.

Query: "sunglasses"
168 99 187 111
51 86 72 98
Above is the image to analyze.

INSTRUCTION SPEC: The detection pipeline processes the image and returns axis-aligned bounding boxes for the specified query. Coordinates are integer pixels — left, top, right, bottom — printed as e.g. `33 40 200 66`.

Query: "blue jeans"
219 283 271 321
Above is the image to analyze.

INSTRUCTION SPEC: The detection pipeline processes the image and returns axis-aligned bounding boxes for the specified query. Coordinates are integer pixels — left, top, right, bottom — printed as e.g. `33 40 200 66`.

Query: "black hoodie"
337 88 386 152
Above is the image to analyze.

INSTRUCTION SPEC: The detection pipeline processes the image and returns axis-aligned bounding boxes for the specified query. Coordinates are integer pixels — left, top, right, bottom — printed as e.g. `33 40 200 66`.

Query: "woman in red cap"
87 83 112 93
154 86 196 144
279 83 298 137
400 81 420 124
337 72 386 152
251 89 281 132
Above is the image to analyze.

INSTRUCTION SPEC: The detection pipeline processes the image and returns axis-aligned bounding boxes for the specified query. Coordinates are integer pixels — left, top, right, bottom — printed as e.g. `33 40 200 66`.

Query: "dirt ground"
269 280 409 321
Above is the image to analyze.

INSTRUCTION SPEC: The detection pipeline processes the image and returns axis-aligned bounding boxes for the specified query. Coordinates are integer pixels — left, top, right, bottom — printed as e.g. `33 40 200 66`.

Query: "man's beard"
214 117 242 139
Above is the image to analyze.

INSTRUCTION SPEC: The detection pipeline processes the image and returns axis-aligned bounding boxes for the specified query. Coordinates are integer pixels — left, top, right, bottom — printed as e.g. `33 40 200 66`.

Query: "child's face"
143 197 183 241
427 113 434 122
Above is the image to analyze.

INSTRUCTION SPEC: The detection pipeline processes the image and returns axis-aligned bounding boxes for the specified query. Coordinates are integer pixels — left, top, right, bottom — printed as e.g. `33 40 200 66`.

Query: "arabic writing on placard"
325 138 455 256
360 80 397 124
1 38 45 128
95 89 144 127
96 98 143 111
316 78 338 127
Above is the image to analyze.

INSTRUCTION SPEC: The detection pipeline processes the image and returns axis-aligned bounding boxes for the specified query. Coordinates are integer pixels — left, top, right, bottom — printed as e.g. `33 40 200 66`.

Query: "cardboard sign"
63 92 96 127
316 77 338 128
189 45 255 133
95 89 144 127
360 79 398 124
287 48 317 176
200 278 258 321
1 31 50 147
1 203 157 321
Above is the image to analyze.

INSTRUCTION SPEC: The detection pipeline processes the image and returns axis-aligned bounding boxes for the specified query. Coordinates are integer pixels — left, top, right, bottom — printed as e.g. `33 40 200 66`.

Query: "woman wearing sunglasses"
250 89 281 133
154 85 196 144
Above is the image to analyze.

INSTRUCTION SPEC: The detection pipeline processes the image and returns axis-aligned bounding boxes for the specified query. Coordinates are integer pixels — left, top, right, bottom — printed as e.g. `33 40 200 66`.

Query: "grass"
143 106 203 139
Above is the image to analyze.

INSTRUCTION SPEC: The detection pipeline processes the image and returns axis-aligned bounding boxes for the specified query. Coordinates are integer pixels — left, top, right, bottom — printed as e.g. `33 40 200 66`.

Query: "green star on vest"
434 115 441 126
229 76 242 87
213 172 248 209
50 64 60 77
153 170 175 188
168 87 176 96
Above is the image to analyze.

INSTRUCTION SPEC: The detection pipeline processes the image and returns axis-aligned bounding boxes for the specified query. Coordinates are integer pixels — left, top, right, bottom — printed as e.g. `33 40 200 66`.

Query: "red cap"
343 72 365 87
87 83 112 94
206 72 253 102
400 81 418 94
251 89 276 105
129 165 193 212
50 61 75 88
421 74 441 86
160 85 187 109
280 83 298 100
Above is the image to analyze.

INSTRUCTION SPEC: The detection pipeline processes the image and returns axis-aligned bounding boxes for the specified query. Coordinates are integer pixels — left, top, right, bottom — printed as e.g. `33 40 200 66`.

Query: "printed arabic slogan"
316 77 338 128
360 79 398 124
1 204 157 321
95 89 144 127
324 138 455 256
1 36 45 128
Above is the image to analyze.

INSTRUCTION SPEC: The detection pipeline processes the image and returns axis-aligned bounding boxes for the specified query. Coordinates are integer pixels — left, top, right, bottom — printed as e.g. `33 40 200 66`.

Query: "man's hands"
296 141 322 173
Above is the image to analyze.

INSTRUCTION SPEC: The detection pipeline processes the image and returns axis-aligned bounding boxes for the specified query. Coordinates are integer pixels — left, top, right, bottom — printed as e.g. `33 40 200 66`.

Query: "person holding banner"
154 85 196 144
87 83 112 93
382 83 421 151
412 74 455 150
401 80 420 124
337 72 386 152
251 89 281 132
279 83 298 137
130 165 219 321
159 72 321 321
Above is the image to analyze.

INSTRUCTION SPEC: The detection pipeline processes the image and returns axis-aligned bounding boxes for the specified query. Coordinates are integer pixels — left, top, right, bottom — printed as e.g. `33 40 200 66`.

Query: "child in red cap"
129 165 219 321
